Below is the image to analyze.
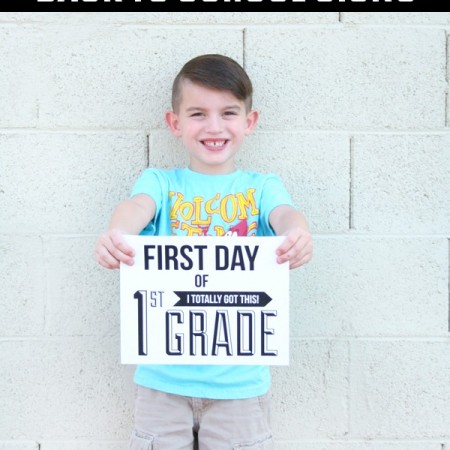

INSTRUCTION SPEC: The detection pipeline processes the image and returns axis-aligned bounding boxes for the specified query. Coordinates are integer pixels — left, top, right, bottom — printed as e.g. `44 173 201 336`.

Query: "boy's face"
166 80 258 175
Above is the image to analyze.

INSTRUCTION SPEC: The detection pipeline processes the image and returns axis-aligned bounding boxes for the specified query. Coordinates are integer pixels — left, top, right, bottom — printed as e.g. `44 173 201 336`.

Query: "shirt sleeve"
259 174 294 236
130 169 164 235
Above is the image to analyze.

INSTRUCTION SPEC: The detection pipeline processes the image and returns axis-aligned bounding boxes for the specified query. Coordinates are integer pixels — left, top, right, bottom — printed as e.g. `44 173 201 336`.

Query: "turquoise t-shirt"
130 167 293 399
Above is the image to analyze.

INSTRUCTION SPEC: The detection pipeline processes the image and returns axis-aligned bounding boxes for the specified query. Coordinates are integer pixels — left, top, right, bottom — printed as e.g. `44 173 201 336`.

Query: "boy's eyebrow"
185 105 242 112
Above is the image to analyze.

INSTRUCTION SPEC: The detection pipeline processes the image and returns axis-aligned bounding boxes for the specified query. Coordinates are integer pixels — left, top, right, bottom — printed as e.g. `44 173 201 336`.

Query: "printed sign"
120 235 289 365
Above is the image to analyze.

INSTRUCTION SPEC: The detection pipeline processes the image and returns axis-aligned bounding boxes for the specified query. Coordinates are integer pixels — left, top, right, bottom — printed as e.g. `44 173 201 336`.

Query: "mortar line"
346 339 352 437
275 440 450 445
446 91 449 128
1 20 449 29
446 31 449 84
40 234 48 336
290 336 450 342
448 238 450 333
113 23 450 30
3 128 450 135
446 31 449 128
2 231 448 239
349 136 354 230
242 27 247 70
2 335 449 342
146 132 150 167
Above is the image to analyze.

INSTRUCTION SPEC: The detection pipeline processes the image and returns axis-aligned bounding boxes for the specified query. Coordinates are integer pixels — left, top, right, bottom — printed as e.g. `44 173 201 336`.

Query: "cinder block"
271 340 348 439
352 134 450 234
150 131 351 233
37 27 242 129
0 337 135 440
342 12 450 24
245 28 445 130
0 132 147 234
0 27 40 127
0 235 45 336
43 236 120 336
239 133 349 233
291 237 448 337
40 442 127 450
0 12 338 25
350 340 450 438
148 131 188 169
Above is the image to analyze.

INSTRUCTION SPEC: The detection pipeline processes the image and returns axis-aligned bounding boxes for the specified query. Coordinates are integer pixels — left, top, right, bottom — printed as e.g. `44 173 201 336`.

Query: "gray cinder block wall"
0 12 449 450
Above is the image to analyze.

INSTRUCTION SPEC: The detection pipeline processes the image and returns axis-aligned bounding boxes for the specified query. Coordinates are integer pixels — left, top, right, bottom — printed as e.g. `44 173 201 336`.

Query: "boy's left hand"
276 227 313 269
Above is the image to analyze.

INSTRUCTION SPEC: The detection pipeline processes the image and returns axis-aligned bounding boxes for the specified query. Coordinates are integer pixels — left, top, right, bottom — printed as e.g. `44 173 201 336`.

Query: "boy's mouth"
201 139 228 151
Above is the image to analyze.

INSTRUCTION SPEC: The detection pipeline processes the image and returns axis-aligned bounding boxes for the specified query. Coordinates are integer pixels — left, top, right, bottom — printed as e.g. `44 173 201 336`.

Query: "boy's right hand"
95 228 135 269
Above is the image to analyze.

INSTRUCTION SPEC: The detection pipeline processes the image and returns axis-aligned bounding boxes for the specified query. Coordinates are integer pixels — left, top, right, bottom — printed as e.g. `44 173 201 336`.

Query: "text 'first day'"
144 244 260 271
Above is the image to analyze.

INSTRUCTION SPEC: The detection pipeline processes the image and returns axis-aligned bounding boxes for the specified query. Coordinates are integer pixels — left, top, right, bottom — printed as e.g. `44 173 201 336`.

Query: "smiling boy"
96 54 312 449
166 78 257 176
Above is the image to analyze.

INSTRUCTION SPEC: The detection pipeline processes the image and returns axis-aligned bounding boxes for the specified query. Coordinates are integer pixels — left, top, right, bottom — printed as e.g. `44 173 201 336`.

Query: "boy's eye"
190 112 203 117
224 111 237 116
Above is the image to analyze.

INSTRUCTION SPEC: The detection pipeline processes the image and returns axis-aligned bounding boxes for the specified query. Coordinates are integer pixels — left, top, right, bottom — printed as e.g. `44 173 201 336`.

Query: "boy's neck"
188 161 238 175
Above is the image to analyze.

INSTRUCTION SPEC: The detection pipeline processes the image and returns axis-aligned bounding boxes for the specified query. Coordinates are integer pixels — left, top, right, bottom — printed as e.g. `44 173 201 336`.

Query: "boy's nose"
205 115 223 133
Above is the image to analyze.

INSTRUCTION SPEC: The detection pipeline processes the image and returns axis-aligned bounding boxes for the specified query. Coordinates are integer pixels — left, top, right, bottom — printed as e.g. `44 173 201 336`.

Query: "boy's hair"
171 54 253 112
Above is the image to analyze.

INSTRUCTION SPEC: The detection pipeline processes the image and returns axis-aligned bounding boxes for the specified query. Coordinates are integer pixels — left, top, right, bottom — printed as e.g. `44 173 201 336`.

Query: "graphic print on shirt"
169 188 259 237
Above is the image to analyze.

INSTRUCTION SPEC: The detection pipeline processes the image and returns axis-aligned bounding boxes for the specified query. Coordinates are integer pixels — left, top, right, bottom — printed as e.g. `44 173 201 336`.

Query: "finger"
95 244 121 269
97 233 135 267
276 236 306 263
277 237 313 266
108 246 135 266
276 233 300 257
109 230 135 258
289 247 313 269
95 243 120 269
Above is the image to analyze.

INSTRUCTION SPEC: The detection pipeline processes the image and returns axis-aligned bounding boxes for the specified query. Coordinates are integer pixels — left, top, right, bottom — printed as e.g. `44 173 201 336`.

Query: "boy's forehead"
178 80 244 108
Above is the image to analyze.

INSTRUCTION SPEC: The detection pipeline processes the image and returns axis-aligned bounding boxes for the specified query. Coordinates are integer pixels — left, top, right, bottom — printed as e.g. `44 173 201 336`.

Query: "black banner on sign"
0 2 444 12
174 291 272 307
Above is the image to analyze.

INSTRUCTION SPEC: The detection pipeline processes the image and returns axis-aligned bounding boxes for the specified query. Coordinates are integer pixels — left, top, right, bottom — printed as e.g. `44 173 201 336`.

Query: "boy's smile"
166 81 258 175
202 139 228 150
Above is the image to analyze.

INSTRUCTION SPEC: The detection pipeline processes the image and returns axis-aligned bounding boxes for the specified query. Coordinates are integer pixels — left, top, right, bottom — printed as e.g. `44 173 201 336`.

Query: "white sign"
120 235 289 365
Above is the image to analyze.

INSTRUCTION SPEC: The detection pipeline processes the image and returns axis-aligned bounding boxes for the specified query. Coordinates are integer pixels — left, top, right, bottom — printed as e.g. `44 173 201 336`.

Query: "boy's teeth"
204 140 225 147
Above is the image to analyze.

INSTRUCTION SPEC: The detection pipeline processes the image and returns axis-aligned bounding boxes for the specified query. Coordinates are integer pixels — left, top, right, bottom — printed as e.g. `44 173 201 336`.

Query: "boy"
96 54 312 449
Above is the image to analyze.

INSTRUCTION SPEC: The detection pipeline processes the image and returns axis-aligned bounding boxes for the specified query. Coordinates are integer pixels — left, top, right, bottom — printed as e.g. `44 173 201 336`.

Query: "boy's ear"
245 110 259 135
165 111 182 137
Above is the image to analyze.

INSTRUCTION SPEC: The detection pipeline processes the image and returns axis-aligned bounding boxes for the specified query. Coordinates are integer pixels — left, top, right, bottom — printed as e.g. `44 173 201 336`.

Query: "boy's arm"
95 194 156 270
269 204 313 270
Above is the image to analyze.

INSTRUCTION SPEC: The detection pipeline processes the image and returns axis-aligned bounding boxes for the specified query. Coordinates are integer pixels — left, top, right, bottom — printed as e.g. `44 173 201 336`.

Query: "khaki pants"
130 384 273 450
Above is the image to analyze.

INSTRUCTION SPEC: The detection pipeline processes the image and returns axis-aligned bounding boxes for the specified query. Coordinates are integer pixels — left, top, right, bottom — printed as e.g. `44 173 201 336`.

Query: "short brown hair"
171 54 253 112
